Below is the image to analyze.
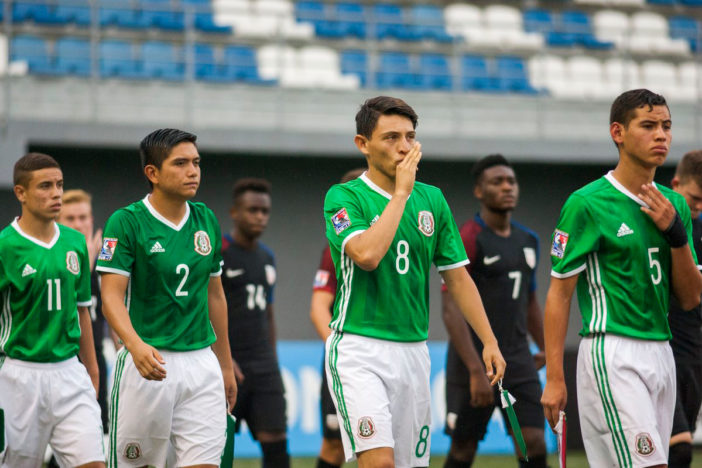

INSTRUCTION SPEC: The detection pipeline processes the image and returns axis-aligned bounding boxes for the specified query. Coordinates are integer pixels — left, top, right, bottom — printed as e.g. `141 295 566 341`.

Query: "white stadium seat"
593 9 630 49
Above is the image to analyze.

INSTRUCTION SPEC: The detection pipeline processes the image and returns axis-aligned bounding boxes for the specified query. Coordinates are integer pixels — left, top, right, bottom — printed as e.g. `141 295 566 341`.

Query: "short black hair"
610 89 668 127
355 96 418 139
14 152 61 187
139 128 197 170
232 178 272 205
471 154 511 183
676 150 702 188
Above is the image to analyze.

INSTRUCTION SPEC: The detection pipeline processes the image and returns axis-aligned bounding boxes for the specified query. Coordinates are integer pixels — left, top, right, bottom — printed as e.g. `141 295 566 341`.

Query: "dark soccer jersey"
313 246 337 295
221 234 276 362
445 215 539 385
668 214 702 362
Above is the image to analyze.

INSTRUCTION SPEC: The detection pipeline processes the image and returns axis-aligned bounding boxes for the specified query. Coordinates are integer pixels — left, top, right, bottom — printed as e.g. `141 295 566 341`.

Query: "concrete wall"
0 145 680 347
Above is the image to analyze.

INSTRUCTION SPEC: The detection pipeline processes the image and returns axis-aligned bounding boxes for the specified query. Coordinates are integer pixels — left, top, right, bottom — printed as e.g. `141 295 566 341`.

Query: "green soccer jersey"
324 174 468 342
96 196 223 351
0 220 91 362
551 172 697 341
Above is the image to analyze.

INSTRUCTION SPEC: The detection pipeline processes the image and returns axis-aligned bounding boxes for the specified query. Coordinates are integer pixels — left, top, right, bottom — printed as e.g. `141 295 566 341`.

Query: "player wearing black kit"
222 178 290 468
443 155 547 468
668 151 702 468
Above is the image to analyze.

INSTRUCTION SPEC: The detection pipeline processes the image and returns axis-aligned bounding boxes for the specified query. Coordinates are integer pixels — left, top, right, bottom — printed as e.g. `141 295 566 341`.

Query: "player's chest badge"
194 230 212 256
66 251 80 275
523 247 536 269
265 264 276 285
417 211 435 237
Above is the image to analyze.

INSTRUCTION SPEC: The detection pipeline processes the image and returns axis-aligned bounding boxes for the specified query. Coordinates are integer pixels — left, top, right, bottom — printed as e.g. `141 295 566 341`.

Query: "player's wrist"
662 211 688 248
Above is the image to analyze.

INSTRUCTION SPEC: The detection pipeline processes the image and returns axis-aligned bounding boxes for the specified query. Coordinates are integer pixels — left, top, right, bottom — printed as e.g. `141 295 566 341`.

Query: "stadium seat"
419 53 452 90
100 40 142 78
376 52 415 89
593 9 630 49
55 37 91 76
629 12 689 55
670 16 699 51
678 61 699 100
141 41 184 80
641 60 681 99
224 44 274 84
55 3 92 26
100 4 145 28
461 54 495 91
372 3 419 41
567 55 618 99
257 44 296 81
335 2 367 39
529 54 568 97
12 1 64 24
444 3 482 41
560 10 613 50
340 50 367 86
410 5 453 42
140 0 186 31
603 57 642 91
10 35 53 74
496 56 537 94
294 45 359 89
483 5 543 50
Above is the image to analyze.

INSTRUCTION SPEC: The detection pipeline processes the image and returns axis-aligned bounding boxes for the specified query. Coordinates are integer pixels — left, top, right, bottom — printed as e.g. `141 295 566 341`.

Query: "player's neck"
612 157 656 195
17 211 56 243
148 191 188 225
366 168 396 195
232 230 258 250
480 207 511 237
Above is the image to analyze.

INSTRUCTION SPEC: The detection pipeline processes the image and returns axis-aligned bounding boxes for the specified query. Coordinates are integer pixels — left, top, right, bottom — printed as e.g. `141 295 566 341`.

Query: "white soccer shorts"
0 356 105 468
108 347 226 467
325 332 432 468
577 334 675 467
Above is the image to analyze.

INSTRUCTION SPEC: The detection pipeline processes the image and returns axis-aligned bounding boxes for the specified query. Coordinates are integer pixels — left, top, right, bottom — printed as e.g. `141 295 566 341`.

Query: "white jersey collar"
11 217 60 249
142 195 190 231
604 170 657 208
360 172 412 201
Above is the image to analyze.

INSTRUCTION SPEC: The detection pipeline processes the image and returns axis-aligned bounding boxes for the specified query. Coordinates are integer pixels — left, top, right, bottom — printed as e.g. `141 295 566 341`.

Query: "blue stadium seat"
648 0 676 4
12 1 64 24
140 0 185 31
496 56 537 94
340 50 367 86
100 40 143 78
410 5 452 42
296 1 340 38
524 9 553 34
223 45 273 84
192 43 221 81
376 52 416 88
11 35 53 74
194 12 232 33
55 37 91 76
681 0 702 5
100 4 145 29
419 53 452 90
141 41 184 80
373 4 419 41
336 2 367 39
670 16 699 51
55 3 92 26
461 55 495 91
560 10 613 50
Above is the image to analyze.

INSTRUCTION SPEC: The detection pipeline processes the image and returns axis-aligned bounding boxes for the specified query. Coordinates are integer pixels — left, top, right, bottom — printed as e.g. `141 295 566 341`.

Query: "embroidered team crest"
98 238 118 261
313 269 329 288
194 231 212 256
358 416 375 439
523 247 536 269
635 433 655 456
66 251 80 275
265 264 277 285
124 442 141 460
551 230 569 259
331 208 351 235
417 211 435 237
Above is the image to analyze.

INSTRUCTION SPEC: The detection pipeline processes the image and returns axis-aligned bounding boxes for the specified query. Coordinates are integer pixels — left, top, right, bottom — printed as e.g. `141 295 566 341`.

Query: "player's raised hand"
130 340 167 380
482 342 506 386
541 379 567 431
395 141 422 197
638 183 675 231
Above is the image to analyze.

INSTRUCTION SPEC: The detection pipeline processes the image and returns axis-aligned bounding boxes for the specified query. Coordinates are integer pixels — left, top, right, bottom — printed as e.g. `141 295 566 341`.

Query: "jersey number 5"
648 247 662 285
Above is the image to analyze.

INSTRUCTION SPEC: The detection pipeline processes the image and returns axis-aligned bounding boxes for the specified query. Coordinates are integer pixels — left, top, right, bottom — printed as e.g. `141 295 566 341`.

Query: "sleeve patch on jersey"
331 208 352 235
314 269 330 288
98 238 118 261
551 230 569 258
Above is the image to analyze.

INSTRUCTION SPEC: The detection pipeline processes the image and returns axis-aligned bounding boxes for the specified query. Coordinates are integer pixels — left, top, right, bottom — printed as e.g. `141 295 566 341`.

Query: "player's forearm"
543 277 576 383
77 306 99 381
441 290 485 374
310 291 334 341
670 245 702 310
526 292 546 351
101 288 143 351
344 195 408 271
442 268 498 348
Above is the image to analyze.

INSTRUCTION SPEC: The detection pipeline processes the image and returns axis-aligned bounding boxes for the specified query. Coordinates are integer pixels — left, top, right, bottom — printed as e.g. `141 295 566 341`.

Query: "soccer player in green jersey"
0 153 105 467
323 96 506 468
541 89 702 468
98 129 237 467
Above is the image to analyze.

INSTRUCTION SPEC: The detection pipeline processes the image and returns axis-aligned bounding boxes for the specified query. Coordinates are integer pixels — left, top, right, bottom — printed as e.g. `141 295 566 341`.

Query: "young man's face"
231 191 271 240
673 177 702 218
356 114 416 180
149 141 201 200
14 168 64 222
613 105 672 169
475 165 518 213
58 201 93 238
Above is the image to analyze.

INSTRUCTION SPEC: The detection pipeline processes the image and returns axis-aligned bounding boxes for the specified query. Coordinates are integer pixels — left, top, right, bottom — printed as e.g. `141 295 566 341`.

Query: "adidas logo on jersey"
150 241 165 253
617 223 634 237
22 264 37 277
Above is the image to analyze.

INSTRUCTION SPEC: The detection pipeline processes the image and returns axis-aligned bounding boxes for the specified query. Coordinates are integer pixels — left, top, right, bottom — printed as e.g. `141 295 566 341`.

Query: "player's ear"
610 122 624 146
671 176 680 190
354 134 370 156
473 183 482 200
144 164 159 186
13 184 26 203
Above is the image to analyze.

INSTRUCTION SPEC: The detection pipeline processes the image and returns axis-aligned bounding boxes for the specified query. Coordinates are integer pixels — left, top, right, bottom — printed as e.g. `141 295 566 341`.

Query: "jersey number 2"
176 264 189 297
